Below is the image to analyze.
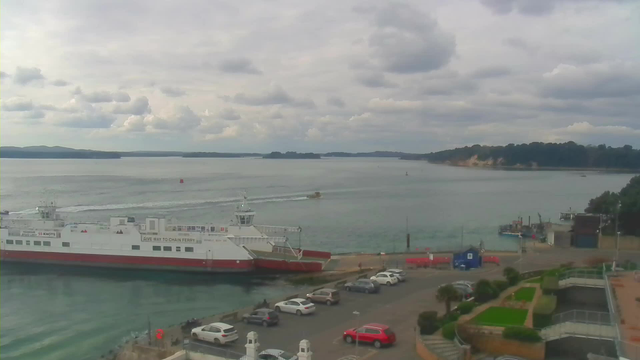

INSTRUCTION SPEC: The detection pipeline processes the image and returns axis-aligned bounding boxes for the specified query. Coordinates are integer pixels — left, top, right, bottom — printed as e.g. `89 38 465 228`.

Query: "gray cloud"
13 67 45 85
0 71 10 79
51 79 70 86
160 86 186 97
57 112 116 128
326 96 346 108
540 63 640 99
218 58 262 75
355 72 397 88
221 85 316 108
82 90 131 103
144 105 202 131
503 37 538 55
112 96 150 115
480 0 555 16
23 109 46 119
2 97 34 111
366 3 456 74
470 66 512 79
218 108 241 120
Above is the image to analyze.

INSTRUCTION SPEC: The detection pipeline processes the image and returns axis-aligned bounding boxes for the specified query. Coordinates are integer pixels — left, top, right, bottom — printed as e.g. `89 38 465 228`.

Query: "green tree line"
403 142 640 169
585 176 640 236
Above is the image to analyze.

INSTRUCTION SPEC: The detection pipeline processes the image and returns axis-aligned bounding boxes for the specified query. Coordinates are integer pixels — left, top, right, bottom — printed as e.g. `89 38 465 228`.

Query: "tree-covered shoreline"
402 142 640 170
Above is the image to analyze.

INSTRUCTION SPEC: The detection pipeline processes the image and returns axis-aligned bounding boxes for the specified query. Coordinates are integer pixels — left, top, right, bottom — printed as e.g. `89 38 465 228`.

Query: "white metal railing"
552 310 612 325
604 270 626 359
183 339 246 360
254 225 301 234
541 321 616 341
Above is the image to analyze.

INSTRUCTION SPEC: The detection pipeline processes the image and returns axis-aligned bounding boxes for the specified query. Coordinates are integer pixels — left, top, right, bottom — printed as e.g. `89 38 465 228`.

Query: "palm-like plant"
436 284 460 314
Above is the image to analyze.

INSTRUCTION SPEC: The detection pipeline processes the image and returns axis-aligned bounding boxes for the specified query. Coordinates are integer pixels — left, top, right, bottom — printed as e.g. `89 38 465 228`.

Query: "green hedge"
439 311 460 325
502 326 543 343
541 276 559 295
418 311 440 335
474 279 499 303
492 280 510 292
442 322 456 340
457 301 476 315
532 295 557 328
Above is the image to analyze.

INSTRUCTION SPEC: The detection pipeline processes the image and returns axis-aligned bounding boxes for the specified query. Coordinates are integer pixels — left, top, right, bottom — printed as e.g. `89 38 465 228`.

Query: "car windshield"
384 329 395 336
223 327 236 334
300 300 311 305
330 291 339 297
279 351 296 359
268 311 278 317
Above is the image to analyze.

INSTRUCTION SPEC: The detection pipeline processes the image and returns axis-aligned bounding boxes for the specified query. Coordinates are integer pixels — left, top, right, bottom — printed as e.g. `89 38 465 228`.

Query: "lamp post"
353 311 360 356
615 201 621 262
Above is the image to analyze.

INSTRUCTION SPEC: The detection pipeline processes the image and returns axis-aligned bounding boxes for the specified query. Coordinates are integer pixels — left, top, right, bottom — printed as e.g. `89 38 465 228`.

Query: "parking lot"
188 247 640 360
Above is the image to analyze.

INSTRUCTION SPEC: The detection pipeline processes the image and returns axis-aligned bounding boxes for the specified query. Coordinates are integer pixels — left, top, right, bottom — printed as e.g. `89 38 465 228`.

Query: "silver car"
386 269 407 282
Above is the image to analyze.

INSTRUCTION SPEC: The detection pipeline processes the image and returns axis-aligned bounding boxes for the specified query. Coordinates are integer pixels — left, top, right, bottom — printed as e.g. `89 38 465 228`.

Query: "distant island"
402 142 640 170
0 146 121 159
183 152 262 158
324 151 413 158
263 151 321 159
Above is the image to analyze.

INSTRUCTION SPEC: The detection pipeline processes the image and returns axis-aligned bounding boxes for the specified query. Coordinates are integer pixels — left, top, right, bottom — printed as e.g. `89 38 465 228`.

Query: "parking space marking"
335 349 377 360
332 336 344 344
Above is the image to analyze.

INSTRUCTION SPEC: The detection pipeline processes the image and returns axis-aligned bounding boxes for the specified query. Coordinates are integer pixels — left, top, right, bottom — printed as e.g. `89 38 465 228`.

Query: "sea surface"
0 157 634 360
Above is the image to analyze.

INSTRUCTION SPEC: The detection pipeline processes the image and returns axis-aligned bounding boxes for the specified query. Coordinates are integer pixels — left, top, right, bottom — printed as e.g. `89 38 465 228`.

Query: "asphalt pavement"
188 247 640 360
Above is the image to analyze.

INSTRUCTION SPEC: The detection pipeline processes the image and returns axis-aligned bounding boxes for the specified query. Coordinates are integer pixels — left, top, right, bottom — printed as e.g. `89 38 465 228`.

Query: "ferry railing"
604 269 626 359
552 310 611 326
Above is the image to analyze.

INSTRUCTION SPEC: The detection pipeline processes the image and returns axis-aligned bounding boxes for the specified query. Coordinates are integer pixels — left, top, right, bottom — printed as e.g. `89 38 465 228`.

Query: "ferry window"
6 240 13 244
149 220 156 231
43 241 51 246
185 247 194 252
34 241 42 246
210 226 215 232
15 240 23 245
132 245 140 250
176 246 181 252
26 240 31 245
62 242 70 247
163 246 171 251
152 246 161 251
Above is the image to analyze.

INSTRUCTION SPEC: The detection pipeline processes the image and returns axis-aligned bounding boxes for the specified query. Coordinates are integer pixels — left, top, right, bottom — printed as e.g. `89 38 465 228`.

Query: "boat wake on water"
10 194 314 215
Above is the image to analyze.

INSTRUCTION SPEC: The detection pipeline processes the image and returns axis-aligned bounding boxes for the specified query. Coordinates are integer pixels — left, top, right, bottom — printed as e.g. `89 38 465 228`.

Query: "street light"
615 201 621 262
353 311 360 356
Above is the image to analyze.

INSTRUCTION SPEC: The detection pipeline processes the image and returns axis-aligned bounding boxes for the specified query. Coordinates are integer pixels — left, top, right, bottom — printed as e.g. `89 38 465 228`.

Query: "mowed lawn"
513 287 536 302
473 307 528 327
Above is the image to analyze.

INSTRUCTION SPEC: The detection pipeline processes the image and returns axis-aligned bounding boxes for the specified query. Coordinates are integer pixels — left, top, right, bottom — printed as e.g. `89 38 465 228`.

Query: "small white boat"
307 192 321 199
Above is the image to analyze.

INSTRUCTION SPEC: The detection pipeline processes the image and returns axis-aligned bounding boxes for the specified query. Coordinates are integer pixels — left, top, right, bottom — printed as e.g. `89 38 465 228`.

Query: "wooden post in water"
405 216 410 250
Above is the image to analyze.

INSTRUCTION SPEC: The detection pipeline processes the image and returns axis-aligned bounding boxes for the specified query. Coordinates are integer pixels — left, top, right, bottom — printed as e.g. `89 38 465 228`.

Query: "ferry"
0 197 330 273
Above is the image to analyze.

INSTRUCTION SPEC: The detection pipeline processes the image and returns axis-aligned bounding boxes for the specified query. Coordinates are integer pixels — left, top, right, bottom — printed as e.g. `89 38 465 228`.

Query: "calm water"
0 157 634 360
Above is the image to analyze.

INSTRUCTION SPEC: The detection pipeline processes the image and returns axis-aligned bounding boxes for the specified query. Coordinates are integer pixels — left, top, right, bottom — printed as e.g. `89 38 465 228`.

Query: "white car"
191 322 239 345
386 269 407 282
274 298 316 316
370 272 399 286
240 349 299 360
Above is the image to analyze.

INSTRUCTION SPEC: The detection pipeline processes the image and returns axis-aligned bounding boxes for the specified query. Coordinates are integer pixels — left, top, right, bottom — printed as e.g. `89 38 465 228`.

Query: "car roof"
255 308 272 312
376 271 393 275
261 349 285 355
209 322 234 329
364 323 389 330
315 288 336 292
287 298 307 302
387 269 404 272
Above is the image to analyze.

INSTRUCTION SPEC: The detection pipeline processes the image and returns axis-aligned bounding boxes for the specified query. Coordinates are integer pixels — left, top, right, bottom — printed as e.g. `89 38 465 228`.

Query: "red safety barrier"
406 257 451 267
484 256 500 265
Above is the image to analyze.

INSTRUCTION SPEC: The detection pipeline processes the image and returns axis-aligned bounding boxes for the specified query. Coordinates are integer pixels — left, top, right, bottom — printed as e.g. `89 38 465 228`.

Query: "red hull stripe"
1 250 253 270
254 258 323 272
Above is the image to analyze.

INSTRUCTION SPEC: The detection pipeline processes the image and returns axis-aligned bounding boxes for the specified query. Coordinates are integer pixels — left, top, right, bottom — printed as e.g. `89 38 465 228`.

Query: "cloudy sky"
1 0 639 153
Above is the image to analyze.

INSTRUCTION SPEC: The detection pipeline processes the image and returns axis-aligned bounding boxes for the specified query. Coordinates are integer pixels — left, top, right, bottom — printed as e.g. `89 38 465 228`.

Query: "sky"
1 0 640 153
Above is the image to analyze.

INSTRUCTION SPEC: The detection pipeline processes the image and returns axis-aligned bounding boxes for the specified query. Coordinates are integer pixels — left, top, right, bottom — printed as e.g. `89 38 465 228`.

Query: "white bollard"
297 339 312 360
245 331 259 360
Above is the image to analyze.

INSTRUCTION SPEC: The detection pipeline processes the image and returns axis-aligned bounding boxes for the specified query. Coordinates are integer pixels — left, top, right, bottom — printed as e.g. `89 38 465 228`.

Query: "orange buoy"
180 179 184 183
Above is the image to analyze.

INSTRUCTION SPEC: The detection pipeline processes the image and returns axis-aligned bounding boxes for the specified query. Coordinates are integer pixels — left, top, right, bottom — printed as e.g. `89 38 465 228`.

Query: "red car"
343 323 396 348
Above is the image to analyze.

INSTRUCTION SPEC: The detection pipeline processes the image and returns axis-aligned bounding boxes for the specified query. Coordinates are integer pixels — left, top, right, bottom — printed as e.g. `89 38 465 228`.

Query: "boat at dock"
0 197 330 273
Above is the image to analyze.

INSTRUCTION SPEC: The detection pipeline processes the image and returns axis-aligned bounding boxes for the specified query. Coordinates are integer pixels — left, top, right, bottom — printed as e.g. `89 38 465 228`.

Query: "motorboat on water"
307 192 321 199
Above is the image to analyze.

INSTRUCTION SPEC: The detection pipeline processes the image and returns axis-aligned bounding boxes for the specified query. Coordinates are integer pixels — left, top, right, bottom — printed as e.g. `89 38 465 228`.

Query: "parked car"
191 322 238 345
240 349 298 360
342 323 396 349
452 284 473 300
306 288 340 306
386 269 407 282
370 272 399 286
242 308 279 327
452 280 475 290
344 279 381 293
274 298 316 316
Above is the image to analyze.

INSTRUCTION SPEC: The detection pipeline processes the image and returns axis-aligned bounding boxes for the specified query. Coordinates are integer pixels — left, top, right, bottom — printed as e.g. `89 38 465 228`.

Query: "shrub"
541 276 559 295
456 301 476 315
437 284 461 314
502 326 543 342
474 279 499 303
439 311 460 326
503 267 521 286
532 295 557 328
492 280 510 292
418 311 440 335
442 322 456 340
